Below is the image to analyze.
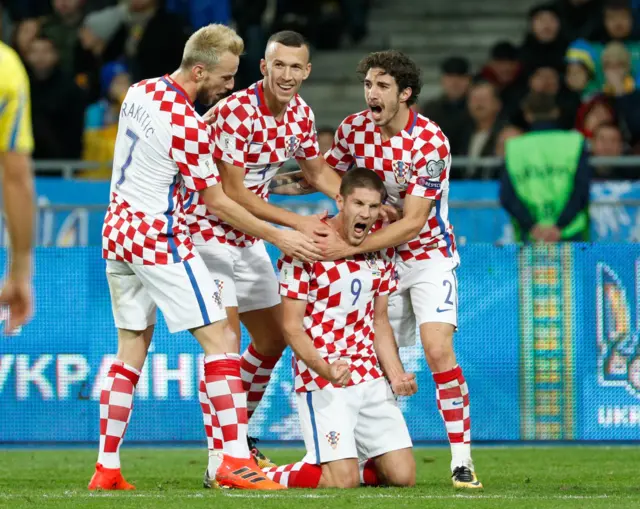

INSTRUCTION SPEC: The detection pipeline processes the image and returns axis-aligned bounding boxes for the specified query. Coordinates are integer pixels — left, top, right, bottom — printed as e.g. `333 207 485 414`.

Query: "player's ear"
336 194 344 212
193 64 205 82
302 62 312 81
399 87 412 104
260 59 268 77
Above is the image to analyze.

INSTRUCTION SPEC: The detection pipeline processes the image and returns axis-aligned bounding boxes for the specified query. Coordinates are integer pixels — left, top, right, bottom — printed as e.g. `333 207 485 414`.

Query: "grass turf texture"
1 447 640 508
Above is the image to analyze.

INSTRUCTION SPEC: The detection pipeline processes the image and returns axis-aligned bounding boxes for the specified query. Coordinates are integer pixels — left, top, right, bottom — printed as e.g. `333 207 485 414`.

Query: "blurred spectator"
477 41 526 117
25 35 86 163
602 40 636 93
92 0 190 83
576 95 617 139
565 40 599 98
422 57 472 154
520 4 568 75
590 122 634 178
551 0 603 41
11 17 42 62
599 41 640 143
566 1 640 91
591 0 639 42
455 81 505 179
232 0 268 89
81 61 131 179
317 126 335 156
40 0 85 78
495 125 524 157
165 0 230 29
500 92 590 242
515 65 581 130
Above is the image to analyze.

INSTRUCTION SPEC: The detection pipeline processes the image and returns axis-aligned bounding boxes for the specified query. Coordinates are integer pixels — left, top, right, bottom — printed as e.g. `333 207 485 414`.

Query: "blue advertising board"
7 179 639 248
1 243 639 443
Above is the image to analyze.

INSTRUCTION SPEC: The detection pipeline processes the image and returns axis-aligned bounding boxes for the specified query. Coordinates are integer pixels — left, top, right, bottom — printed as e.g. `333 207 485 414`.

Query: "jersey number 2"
116 129 140 188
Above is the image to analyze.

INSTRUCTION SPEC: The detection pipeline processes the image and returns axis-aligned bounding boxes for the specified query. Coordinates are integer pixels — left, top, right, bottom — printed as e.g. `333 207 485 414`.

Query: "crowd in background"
1 0 639 181
420 0 640 179
0 0 369 177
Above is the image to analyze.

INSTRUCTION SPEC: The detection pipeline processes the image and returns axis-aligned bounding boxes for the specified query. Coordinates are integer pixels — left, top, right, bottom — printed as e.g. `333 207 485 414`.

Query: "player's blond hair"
181 24 244 71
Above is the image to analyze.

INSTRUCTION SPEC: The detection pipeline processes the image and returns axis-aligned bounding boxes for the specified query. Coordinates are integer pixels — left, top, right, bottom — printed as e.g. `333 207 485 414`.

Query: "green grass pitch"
1 446 640 508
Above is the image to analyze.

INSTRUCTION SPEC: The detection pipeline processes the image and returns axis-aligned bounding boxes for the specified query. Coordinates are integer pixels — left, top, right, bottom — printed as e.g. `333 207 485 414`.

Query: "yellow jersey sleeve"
0 43 34 154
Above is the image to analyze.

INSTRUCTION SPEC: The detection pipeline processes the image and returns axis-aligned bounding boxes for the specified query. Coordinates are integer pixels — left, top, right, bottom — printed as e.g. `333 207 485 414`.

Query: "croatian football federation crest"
392 160 412 184
326 431 340 449
596 261 640 397
213 279 224 309
285 135 300 157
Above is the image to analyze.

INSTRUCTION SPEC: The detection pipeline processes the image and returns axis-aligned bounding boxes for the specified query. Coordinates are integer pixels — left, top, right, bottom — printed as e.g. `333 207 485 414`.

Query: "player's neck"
327 215 348 244
170 70 196 104
262 81 288 121
379 107 411 141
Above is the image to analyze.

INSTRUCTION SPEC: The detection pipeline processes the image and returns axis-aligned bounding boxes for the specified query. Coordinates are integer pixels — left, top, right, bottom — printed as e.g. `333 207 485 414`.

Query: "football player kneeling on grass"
264 168 417 488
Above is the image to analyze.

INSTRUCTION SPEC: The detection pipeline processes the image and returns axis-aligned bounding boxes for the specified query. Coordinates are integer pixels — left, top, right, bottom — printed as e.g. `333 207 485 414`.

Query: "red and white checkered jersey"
102 75 219 265
325 109 457 263
185 80 320 247
278 250 395 392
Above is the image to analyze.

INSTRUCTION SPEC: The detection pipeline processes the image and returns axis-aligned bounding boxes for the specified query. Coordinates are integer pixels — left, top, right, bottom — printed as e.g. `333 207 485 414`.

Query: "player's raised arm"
0 43 35 331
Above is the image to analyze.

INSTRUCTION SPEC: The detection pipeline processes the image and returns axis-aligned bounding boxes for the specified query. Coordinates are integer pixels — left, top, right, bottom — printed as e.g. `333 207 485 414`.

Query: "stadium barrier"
1 243 639 443
2 176 639 248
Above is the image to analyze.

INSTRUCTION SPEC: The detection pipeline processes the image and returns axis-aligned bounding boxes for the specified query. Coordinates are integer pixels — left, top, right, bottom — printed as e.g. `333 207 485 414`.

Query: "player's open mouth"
353 222 367 236
369 105 383 120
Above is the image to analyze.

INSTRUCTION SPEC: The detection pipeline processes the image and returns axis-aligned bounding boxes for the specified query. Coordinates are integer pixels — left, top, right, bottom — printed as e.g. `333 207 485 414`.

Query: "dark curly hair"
356 50 422 106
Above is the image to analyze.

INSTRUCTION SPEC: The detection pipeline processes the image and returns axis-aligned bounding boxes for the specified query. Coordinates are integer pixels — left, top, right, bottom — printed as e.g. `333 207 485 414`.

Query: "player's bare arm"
0 151 34 331
217 158 332 243
200 184 322 262
373 294 417 396
296 155 342 198
281 295 351 386
268 169 315 195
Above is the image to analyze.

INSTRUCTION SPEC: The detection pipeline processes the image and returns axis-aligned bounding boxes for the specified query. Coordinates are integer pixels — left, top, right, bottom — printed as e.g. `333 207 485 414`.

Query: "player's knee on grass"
116 325 154 371
191 319 238 355
420 322 456 372
373 448 416 487
319 460 360 489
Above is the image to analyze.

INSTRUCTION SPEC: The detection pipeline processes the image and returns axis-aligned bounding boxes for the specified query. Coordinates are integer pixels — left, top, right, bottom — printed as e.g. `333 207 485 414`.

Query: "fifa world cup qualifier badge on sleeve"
392 160 412 184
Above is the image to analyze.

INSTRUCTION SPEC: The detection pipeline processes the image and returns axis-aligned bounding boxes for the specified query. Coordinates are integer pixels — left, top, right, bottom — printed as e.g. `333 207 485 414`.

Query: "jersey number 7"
116 129 140 188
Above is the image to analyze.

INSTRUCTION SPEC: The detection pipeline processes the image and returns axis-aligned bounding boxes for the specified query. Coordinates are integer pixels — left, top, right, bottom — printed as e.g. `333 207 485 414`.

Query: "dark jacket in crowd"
29 68 86 161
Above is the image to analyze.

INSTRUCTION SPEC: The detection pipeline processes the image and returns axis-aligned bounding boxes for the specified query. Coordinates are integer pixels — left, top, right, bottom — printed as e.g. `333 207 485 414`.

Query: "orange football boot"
88 463 135 490
215 455 286 490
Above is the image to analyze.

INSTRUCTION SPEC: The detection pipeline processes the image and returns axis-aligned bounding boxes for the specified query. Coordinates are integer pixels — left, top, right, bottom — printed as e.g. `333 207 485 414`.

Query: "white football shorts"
106 256 226 334
296 377 413 464
196 240 280 313
388 256 459 348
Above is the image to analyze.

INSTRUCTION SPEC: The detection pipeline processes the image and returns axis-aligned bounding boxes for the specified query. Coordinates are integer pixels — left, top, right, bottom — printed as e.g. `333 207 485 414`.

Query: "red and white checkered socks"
262 462 321 488
203 354 250 459
240 343 280 419
359 458 380 486
433 364 473 472
198 378 223 453
98 361 140 469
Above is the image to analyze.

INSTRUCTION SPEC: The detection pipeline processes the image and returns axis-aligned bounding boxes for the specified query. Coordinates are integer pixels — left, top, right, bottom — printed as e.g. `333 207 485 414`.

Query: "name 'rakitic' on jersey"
120 101 155 139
